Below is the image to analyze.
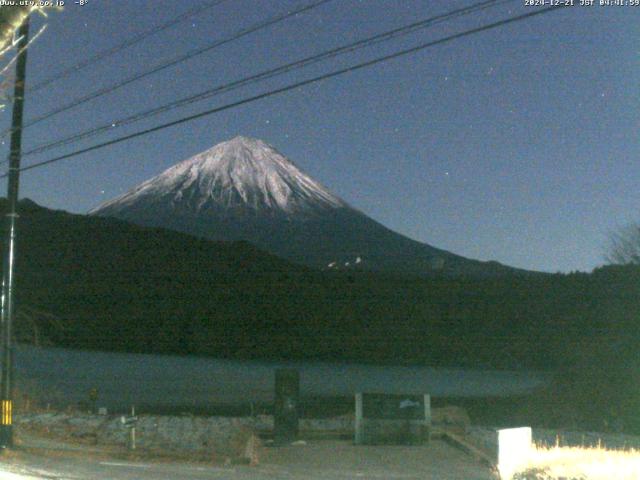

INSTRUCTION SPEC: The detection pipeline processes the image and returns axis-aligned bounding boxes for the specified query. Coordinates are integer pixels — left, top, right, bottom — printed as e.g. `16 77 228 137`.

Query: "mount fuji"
91 136 517 276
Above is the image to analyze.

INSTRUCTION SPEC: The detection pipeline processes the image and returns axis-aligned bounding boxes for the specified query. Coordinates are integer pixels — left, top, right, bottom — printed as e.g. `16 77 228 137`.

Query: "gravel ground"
2 439 497 480
9 412 497 479
258 439 497 479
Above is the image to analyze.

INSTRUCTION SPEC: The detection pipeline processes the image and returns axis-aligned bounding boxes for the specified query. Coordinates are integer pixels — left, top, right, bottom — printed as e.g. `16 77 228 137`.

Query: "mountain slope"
91 136 520 276
96 136 344 216
6 199 639 375
6 200 640 435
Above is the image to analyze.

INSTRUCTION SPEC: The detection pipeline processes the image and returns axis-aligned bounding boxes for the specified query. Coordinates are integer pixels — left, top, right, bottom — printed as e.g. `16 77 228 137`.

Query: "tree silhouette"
606 224 640 265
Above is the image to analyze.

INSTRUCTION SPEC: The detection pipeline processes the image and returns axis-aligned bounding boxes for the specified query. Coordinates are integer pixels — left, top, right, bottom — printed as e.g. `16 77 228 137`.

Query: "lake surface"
14 345 552 411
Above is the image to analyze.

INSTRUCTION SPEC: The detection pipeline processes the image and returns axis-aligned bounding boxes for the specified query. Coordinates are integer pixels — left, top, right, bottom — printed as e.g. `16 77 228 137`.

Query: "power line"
27 0 229 94
4 0 334 137
24 0 514 158
6 5 568 178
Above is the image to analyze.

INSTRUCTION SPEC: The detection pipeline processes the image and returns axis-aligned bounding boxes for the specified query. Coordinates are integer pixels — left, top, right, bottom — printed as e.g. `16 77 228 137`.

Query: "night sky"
0 0 638 273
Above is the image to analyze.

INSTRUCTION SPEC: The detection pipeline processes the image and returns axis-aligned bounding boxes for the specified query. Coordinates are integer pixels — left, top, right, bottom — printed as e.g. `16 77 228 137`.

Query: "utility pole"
0 17 30 449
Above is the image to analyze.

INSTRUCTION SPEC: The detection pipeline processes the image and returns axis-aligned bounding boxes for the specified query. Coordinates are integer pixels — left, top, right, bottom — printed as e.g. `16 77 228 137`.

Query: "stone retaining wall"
16 413 256 458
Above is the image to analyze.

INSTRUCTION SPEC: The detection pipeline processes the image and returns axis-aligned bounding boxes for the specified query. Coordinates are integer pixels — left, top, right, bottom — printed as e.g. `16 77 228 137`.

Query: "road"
0 440 497 480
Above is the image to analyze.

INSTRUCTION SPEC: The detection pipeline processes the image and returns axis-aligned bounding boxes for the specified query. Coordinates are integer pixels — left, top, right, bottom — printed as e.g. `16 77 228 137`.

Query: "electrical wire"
23 0 514 158
4 5 568 178
3 0 335 137
27 0 230 94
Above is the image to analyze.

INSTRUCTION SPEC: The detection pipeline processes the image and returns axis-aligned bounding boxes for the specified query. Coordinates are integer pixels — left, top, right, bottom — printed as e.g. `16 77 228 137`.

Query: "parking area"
258 440 496 479
0 439 496 480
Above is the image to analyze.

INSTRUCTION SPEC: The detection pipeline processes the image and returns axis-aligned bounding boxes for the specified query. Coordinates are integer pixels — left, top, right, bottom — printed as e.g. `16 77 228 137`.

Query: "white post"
498 427 532 479
354 393 363 445
130 406 136 450
423 394 431 426
423 394 431 442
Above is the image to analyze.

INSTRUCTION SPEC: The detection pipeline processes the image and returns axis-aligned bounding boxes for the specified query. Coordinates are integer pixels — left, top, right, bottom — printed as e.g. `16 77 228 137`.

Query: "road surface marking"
99 462 151 469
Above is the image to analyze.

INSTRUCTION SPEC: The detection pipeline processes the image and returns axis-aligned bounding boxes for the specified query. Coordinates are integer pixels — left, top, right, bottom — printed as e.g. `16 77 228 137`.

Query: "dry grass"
512 444 640 480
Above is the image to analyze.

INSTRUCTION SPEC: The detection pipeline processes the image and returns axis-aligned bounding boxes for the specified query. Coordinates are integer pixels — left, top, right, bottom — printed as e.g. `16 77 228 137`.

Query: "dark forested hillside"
3 199 639 374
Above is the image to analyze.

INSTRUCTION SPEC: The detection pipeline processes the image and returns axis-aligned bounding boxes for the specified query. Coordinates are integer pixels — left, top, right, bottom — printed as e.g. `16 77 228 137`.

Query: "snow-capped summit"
93 136 345 217
92 136 518 276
